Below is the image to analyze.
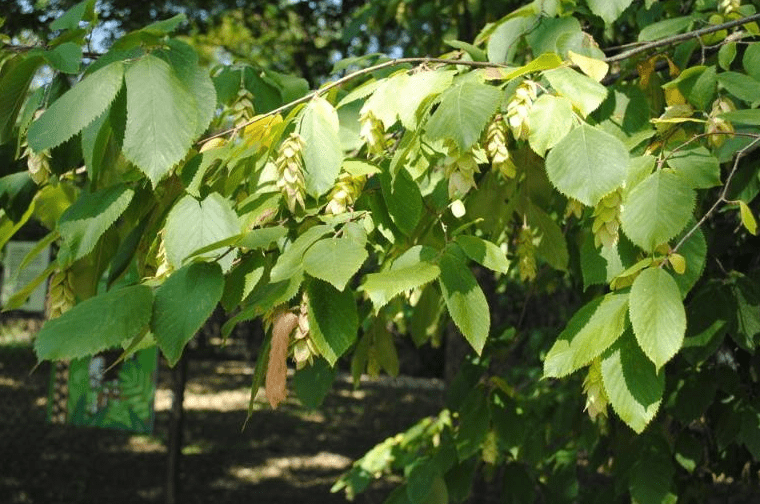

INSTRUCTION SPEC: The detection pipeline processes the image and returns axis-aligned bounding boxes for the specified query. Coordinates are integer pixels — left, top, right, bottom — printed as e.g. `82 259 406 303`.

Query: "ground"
0 327 446 504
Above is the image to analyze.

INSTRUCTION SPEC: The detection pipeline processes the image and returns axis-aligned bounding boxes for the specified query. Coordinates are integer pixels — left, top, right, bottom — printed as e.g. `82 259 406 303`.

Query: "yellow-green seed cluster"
325 173 366 215
592 189 623 249
484 114 516 178
48 269 75 319
506 80 538 140
275 133 307 213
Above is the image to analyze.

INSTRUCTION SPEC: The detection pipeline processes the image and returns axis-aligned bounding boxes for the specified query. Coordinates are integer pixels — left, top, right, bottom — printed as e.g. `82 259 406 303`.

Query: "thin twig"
671 135 760 254
658 132 760 169
604 13 760 64
2 43 102 60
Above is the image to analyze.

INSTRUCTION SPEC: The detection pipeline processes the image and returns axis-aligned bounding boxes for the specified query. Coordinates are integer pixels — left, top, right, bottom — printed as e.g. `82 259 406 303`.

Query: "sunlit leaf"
123 55 197 185
438 249 490 355
545 124 629 206
601 330 665 433
425 81 502 152
544 293 629 378
28 61 124 152
629 268 686 369
620 170 695 251
299 96 342 197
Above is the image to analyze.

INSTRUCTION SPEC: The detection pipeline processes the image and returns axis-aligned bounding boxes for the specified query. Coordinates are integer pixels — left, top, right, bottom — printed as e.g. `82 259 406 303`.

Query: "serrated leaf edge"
599 358 662 434
29 62 125 152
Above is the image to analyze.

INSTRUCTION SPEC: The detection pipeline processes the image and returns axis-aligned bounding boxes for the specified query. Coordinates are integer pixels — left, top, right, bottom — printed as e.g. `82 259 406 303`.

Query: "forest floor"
0 332 446 504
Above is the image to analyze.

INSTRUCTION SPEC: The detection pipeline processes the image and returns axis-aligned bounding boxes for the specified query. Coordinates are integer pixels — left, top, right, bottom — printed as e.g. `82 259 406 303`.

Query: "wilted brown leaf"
266 310 298 408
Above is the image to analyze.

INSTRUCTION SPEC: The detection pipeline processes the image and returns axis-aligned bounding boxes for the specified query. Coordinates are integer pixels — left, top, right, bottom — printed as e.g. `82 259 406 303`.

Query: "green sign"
48 347 158 433
1 240 51 312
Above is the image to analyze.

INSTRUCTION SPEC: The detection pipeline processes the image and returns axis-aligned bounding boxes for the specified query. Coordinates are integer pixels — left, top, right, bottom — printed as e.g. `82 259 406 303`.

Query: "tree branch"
604 13 760 64
201 57 509 143
671 135 760 254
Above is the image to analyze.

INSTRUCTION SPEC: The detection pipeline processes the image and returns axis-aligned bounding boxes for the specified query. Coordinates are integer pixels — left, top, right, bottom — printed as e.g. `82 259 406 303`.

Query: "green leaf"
361 247 441 312
57 184 134 262
163 193 241 269
81 110 118 182
743 42 760 81
629 440 676 502
717 71 760 103
438 250 490 355
43 42 82 74
372 324 400 376
50 0 96 31
580 232 625 289
425 81 502 152
600 330 665 433
638 16 693 42
0 171 37 223
239 226 288 250
456 390 491 458
445 39 487 61
677 65 716 111
363 70 455 130
407 459 447 504
0 54 44 144
410 285 445 347
293 358 336 409
499 52 563 81
525 16 582 58
123 55 198 185
35 285 153 361
299 96 343 197
307 279 358 366
528 94 574 157
28 61 124 152
682 282 730 365
586 0 634 24
220 254 265 311
719 42 737 71
739 201 758 235
672 226 707 298
269 224 334 283
379 168 423 236
343 159 381 177
545 124 629 206
629 268 686 369
730 273 760 350
719 109 760 125
152 262 223 366
454 235 509 274
620 170 695 251
526 201 569 271
303 237 368 291
142 13 187 35
222 272 304 339
181 65 216 139
487 15 535 64
544 67 608 117
544 293 629 378
666 146 721 189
